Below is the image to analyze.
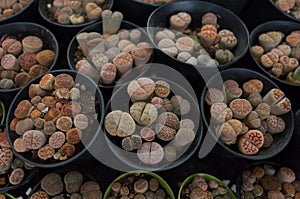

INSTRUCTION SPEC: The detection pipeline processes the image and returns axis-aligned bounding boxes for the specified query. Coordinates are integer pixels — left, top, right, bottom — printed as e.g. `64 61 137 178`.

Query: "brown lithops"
36 50 56 67
66 128 82 145
266 115 286 134
210 102 233 123
22 36 43 53
30 191 48 199
54 73 74 89
258 31 284 52
242 79 263 96
154 80 170 98
205 88 224 106
244 111 261 128
262 88 291 115
41 172 64 196
49 131 66 149
23 130 47 150
38 145 55 160
155 112 179 141
277 167 296 183
217 119 242 145
14 100 33 119
229 99 252 119
0 148 13 173
238 130 264 155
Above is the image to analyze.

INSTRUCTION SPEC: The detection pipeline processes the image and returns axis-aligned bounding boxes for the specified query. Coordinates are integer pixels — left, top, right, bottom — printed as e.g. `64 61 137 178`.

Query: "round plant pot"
0 22 59 113
236 161 299 199
249 20 300 109
6 70 105 168
0 0 36 25
104 171 175 199
178 173 236 199
38 0 114 29
67 20 152 104
147 0 249 82
103 74 202 171
200 68 294 160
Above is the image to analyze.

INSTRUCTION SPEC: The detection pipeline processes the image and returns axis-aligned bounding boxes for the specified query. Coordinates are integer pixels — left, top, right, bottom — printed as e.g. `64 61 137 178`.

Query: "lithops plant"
239 163 299 199
205 78 292 156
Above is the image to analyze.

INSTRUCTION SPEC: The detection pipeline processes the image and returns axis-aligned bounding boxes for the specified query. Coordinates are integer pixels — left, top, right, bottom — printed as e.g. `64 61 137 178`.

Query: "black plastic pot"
0 0 36 25
200 0 248 15
68 20 152 104
0 22 59 118
103 74 202 171
200 68 294 160
249 20 300 109
6 70 105 168
236 161 298 199
147 0 249 86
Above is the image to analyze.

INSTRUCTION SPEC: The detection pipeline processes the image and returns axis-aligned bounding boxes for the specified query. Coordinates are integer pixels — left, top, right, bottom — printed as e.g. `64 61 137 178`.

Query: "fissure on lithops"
104 77 196 166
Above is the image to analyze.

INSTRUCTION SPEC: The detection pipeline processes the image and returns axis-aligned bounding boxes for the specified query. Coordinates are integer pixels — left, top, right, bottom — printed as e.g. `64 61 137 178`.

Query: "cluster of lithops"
240 164 300 199
272 0 300 20
138 0 176 4
46 0 110 25
0 0 32 20
0 34 56 89
0 128 34 187
181 175 233 199
154 11 237 67
9 73 92 161
205 79 291 155
104 77 195 165
108 173 171 199
30 171 102 198
74 10 153 86
251 30 300 84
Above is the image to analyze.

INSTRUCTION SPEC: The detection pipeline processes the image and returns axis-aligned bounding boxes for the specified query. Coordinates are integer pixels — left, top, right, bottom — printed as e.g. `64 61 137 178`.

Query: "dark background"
0 0 300 198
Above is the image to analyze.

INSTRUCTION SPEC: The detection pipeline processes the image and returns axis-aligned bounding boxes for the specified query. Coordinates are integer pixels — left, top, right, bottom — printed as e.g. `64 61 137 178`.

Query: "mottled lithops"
217 119 242 145
262 88 291 115
130 102 158 126
210 102 233 123
255 103 271 120
238 130 264 155
121 135 142 151
127 77 155 102
104 110 136 137
154 80 170 98
242 79 263 96
64 171 84 194
258 31 284 51
22 130 47 150
41 173 64 196
205 88 225 106
229 99 252 119
155 112 179 141
0 148 13 173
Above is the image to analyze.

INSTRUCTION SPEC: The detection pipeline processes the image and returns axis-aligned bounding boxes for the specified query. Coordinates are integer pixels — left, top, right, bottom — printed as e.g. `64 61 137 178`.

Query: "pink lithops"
205 88 224 106
100 63 117 85
169 12 191 32
49 131 66 149
137 142 164 165
262 88 291 115
224 86 242 103
229 99 252 119
127 77 155 102
1 54 20 71
210 102 233 123
198 24 218 48
113 52 133 76
0 148 13 173
22 130 47 150
155 112 179 141
9 168 25 185
140 127 155 142
277 167 296 183
266 115 286 134
131 42 152 66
